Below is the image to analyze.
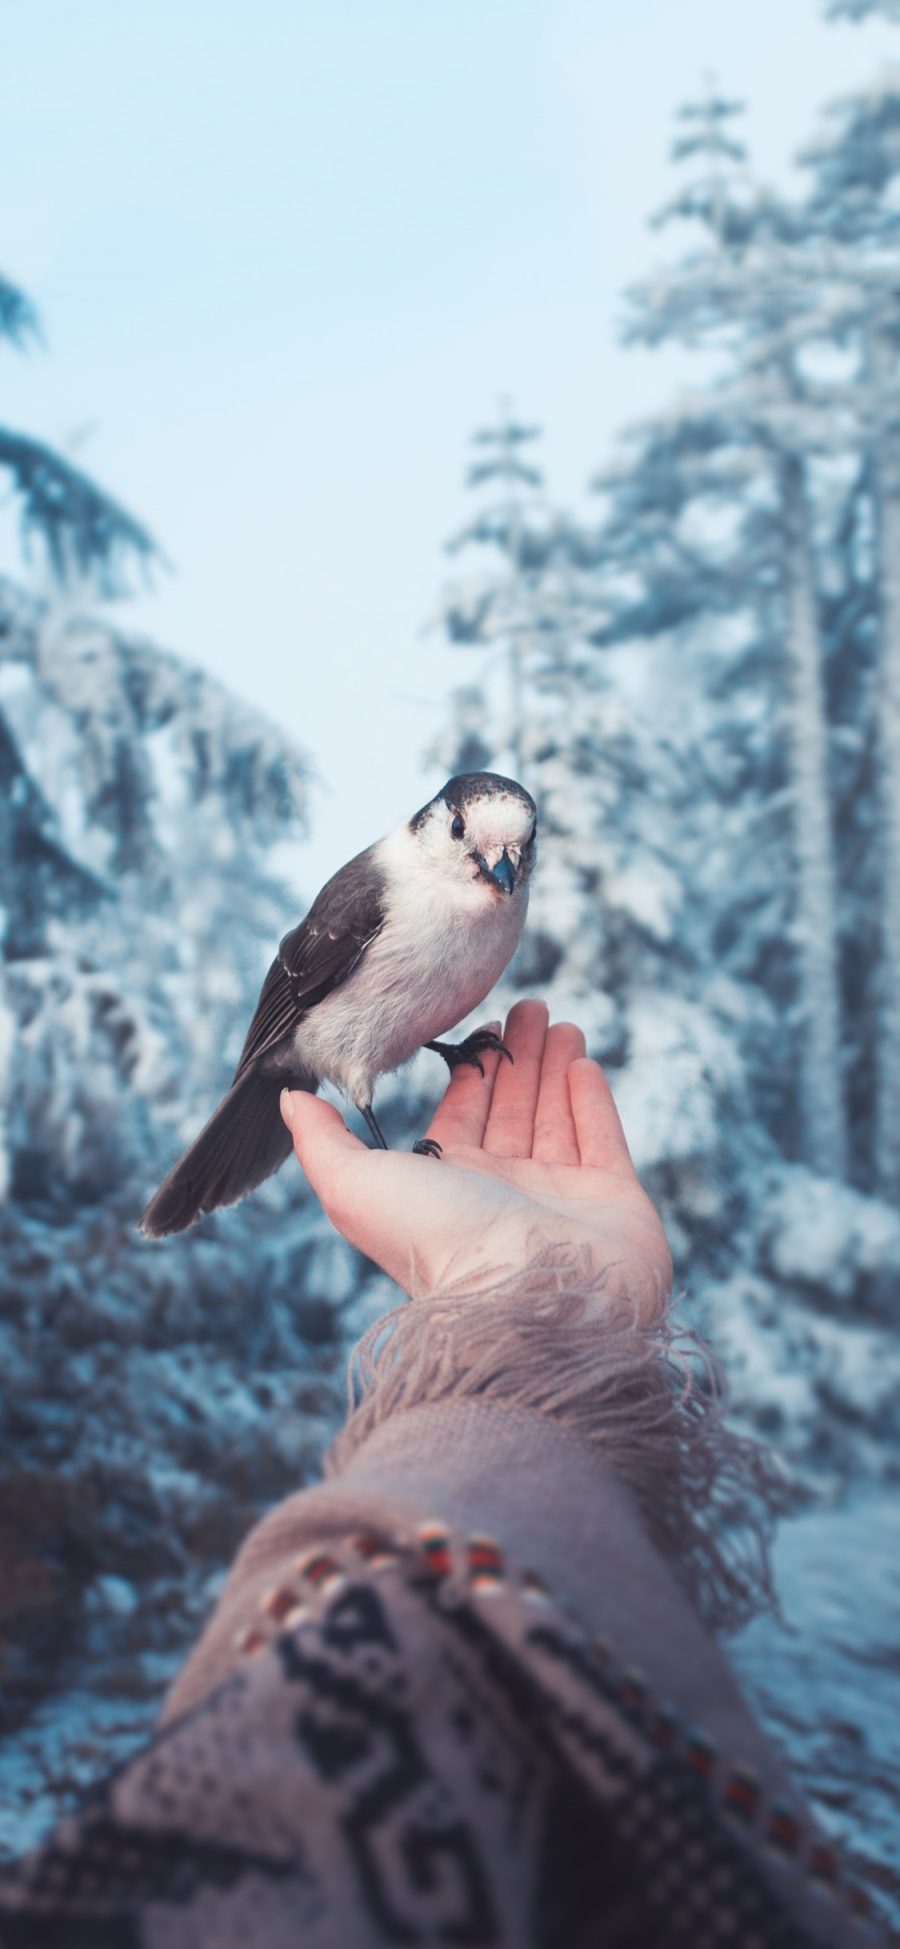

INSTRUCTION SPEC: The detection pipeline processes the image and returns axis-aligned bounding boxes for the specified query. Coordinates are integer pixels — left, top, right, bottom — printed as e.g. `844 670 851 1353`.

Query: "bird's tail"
140 1066 317 1238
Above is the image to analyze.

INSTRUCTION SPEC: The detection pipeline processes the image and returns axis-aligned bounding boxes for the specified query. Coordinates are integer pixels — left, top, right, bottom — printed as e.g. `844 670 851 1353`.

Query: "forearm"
163 1273 787 1792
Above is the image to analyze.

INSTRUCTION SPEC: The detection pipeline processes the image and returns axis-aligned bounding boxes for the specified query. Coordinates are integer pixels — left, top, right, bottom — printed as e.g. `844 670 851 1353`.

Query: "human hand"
280 1000 672 1321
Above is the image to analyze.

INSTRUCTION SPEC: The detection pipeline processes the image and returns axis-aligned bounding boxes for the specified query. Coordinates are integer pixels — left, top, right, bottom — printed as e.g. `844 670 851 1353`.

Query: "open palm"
281 1000 672 1324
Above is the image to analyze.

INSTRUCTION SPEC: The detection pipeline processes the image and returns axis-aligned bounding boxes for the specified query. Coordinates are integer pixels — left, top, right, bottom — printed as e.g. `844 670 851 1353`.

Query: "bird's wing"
233 845 387 1080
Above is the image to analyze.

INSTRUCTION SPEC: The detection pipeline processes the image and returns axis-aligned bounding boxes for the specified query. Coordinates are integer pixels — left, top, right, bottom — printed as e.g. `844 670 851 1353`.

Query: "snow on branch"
0 428 158 595
0 274 40 349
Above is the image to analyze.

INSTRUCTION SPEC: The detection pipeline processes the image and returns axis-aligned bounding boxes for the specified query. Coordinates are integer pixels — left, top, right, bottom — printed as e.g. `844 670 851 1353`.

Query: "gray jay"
141 771 537 1236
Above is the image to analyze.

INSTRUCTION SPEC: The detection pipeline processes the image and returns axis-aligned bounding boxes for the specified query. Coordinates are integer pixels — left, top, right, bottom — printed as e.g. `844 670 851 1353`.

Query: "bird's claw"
413 1137 443 1159
426 1029 513 1077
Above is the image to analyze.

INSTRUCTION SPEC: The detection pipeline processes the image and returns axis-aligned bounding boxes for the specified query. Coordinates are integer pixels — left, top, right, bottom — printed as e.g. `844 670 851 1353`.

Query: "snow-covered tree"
0 260 309 1185
619 95 851 1182
800 30 900 1199
442 405 563 775
586 409 785 1145
0 579 310 1200
0 269 156 594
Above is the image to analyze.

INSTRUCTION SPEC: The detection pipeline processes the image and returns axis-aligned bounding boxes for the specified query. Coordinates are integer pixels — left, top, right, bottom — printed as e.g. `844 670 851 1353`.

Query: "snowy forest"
1 0 899 1929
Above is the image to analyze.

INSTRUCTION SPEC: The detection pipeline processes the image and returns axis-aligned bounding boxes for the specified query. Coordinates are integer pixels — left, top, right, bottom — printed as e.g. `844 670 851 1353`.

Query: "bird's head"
410 772 537 902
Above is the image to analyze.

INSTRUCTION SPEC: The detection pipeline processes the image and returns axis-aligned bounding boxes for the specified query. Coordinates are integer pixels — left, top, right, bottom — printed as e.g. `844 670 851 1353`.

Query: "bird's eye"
450 812 465 840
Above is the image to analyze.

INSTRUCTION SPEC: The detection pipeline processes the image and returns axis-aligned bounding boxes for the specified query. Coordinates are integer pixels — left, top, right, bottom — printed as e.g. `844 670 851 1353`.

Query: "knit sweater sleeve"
162 1252 785 1775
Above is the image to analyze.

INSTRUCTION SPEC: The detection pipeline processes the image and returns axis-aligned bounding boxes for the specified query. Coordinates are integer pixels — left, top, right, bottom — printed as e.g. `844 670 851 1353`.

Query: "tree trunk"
779 453 848 1180
868 327 900 1201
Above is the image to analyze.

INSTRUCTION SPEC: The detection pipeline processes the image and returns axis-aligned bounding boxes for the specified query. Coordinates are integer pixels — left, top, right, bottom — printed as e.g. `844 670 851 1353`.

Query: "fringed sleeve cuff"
327 1242 791 1636
162 1246 790 1741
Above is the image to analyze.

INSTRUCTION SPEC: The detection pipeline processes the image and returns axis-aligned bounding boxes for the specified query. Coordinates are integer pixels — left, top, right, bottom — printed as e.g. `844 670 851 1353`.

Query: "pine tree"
0 269 156 593
620 94 850 1181
800 22 900 1197
0 581 310 1198
0 264 310 1200
442 405 552 774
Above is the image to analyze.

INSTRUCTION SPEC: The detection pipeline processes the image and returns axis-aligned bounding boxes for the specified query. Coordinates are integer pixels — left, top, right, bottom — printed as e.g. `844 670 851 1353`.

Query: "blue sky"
1 0 895 886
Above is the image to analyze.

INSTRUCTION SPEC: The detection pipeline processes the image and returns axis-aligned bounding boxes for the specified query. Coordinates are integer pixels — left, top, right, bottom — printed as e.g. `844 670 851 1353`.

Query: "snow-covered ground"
737 1493 900 1921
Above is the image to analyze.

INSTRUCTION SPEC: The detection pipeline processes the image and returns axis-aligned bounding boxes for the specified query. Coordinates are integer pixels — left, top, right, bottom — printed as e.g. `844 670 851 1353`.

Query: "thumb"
280 1090 365 1204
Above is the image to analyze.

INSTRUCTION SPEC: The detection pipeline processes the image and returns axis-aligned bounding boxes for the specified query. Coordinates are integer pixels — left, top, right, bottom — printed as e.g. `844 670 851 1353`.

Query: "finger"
427 1022 505 1150
568 1059 636 1176
532 1023 585 1164
280 1090 367 1209
483 999 549 1158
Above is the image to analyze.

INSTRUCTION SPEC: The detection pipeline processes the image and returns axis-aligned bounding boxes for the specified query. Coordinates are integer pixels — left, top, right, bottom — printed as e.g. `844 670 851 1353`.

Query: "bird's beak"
475 847 516 895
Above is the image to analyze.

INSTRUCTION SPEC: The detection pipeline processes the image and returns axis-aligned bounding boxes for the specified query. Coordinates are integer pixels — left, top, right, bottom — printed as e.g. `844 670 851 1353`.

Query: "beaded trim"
232 1520 879 1933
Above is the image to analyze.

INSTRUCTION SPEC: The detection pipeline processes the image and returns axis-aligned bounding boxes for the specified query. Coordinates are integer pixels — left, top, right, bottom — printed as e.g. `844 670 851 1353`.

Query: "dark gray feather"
233 844 387 1080
140 1064 313 1236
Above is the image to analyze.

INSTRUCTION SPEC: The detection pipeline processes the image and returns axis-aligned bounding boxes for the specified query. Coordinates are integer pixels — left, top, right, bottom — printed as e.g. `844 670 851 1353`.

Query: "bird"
141 770 537 1236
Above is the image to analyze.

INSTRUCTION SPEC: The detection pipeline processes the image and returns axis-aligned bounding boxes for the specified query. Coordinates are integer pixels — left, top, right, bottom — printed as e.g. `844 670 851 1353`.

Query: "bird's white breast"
294 823 528 1105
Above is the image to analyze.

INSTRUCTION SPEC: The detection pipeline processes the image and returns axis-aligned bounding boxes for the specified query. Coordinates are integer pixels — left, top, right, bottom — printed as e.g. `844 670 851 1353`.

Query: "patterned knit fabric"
0 1529 881 1948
